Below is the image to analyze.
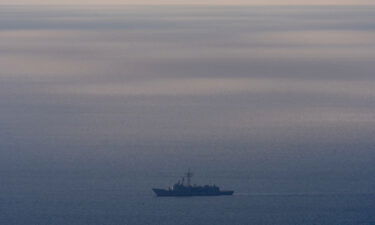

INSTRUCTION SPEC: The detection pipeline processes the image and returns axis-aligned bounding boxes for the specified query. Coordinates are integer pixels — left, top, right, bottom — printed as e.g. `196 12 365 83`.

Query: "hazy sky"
2 0 375 5
1 5 375 225
0 5 374 205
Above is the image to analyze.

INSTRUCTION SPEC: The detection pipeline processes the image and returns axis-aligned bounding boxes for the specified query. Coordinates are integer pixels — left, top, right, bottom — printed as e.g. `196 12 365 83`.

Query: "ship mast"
185 169 193 186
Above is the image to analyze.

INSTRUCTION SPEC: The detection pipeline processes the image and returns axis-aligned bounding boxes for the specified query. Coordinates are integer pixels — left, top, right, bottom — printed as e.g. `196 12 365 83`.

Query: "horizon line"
1 3 375 6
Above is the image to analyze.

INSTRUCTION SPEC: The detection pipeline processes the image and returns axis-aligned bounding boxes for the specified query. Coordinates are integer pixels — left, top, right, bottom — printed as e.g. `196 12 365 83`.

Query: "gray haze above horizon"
0 5 375 194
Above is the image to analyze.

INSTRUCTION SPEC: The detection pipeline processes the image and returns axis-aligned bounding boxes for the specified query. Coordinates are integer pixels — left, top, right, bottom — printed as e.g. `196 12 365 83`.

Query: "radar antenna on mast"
185 169 193 186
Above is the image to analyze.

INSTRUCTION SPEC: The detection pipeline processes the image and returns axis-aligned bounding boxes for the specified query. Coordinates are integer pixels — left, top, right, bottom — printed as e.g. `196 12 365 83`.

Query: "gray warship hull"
152 188 234 197
152 170 234 197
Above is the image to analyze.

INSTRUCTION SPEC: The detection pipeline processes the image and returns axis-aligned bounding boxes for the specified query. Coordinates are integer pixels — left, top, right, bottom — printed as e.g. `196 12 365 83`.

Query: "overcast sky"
2 0 375 5
0 5 374 225
0 6 374 207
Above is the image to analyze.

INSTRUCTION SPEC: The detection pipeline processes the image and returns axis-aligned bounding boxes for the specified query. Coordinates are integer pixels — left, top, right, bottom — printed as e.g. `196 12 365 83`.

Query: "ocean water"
1 5 375 225
1 172 375 225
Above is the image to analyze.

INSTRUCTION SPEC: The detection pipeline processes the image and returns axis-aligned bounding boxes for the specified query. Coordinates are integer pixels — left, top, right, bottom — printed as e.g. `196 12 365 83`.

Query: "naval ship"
152 170 234 197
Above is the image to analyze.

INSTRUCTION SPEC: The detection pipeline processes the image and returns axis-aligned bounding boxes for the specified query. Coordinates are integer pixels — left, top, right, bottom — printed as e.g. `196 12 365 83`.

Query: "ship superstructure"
152 170 234 197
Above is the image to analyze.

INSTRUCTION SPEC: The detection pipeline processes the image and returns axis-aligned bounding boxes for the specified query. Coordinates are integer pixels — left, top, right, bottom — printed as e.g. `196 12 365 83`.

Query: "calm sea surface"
1 172 375 225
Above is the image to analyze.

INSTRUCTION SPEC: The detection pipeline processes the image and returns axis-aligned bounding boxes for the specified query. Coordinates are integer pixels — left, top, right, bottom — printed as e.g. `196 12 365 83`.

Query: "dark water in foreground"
1 173 374 225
